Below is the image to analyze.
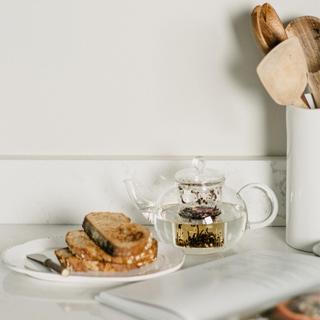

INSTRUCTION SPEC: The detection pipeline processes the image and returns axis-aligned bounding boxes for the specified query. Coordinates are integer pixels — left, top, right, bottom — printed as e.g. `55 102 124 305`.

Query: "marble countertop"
0 225 303 320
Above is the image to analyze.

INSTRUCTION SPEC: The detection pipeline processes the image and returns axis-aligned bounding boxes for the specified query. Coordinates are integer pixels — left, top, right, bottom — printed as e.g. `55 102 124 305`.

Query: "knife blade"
27 254 70 277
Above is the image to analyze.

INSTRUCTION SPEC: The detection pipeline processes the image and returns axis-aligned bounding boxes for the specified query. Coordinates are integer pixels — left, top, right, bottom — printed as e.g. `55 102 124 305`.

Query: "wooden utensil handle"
291 97 309 109
308 72 320 108
45 259 70 276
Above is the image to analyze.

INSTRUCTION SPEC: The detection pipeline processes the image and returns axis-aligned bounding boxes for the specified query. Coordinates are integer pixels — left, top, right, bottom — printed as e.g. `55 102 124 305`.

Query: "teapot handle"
237 183 278 230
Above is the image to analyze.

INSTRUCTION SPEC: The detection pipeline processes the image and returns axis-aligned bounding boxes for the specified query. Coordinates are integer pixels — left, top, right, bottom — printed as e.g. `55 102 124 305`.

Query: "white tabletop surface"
0 225 305 320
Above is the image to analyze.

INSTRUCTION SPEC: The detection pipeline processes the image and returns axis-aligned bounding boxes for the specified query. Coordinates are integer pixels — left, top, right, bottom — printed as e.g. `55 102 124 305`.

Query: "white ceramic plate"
1 237 185 285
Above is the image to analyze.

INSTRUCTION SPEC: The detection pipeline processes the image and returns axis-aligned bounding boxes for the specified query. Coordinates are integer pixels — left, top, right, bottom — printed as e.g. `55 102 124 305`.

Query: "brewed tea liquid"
155 203 246 254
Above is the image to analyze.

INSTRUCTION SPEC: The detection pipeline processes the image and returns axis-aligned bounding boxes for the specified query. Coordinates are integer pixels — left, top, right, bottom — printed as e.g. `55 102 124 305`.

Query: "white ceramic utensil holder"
286 106 320 252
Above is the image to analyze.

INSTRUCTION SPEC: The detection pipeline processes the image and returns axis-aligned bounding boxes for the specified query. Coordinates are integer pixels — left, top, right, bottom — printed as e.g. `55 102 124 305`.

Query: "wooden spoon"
251 3 287 54
286 16 320 108
257 37 308 108
251 5 270 54
259 3 287 50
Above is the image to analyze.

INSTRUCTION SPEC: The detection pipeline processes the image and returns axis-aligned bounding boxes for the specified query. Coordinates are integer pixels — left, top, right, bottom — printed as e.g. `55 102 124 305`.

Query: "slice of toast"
66 230 157 265
82 212 152 257
55 248 139 272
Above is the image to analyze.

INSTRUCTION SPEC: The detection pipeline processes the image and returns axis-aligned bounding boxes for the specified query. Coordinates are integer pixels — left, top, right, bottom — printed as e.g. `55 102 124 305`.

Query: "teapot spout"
123 178 155 224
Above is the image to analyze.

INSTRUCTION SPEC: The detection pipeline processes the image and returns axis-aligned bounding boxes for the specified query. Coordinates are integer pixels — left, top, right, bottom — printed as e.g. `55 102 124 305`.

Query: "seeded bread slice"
82 212 152 257
55 248 147 273
66 230 157 265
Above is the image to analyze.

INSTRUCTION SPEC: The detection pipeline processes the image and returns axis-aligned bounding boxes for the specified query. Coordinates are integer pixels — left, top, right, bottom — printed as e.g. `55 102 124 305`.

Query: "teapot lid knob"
192 156 205 174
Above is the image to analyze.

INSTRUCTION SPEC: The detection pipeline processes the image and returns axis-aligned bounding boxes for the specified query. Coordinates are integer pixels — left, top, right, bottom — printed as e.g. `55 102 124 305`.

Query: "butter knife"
27 254 70 276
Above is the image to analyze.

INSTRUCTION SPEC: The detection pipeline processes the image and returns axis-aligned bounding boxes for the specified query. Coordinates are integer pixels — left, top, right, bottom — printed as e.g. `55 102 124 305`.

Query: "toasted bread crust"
83 212 151 257
55 248 156 272
66 230 157 265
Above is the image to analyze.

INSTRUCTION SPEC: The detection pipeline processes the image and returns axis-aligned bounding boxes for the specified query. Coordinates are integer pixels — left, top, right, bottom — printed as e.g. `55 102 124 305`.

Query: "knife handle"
44 259 70 277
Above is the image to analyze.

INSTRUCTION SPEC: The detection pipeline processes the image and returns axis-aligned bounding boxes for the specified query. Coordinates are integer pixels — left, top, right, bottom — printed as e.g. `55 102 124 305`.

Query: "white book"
96 250 320 320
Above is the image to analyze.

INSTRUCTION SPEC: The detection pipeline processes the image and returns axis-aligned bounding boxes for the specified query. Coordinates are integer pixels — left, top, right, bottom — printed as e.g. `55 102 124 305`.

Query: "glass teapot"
124 157 278 254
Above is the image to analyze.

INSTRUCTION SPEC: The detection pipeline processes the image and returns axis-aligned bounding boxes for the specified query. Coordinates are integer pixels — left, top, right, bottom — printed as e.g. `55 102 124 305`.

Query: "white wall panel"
0 158 286 225
0 0 317 156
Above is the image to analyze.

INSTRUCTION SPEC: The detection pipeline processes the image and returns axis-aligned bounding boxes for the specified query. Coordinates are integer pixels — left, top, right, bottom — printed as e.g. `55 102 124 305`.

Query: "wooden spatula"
257 37 308 108
286 16 320 108
286 16 320 73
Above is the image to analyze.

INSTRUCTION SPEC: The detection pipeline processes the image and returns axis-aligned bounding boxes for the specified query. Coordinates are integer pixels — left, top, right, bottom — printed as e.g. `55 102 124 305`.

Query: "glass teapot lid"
157 157 229 223
175 156 225 186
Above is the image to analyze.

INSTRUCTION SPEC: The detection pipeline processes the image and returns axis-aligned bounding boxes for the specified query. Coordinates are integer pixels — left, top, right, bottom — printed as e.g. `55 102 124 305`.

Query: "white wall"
0 0 317 157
